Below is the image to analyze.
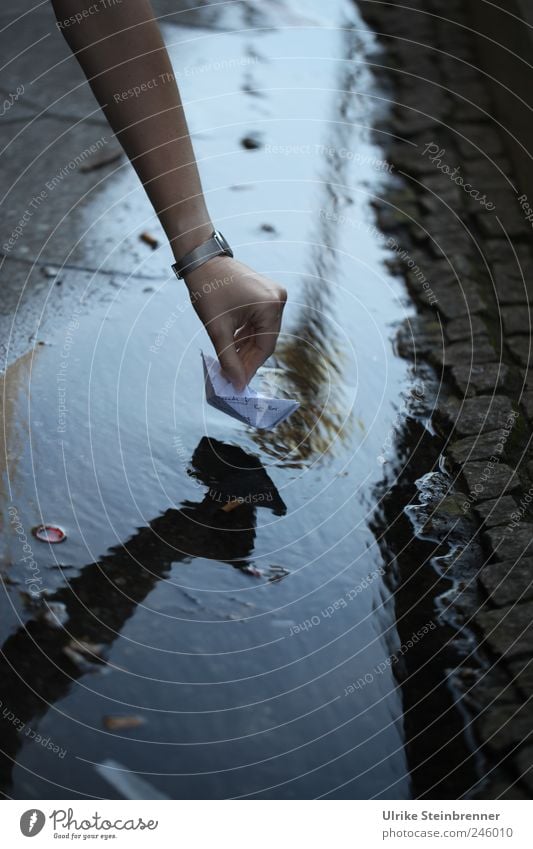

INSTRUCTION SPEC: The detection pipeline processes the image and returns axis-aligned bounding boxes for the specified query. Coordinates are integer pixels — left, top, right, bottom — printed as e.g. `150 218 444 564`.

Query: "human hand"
183 255 287 391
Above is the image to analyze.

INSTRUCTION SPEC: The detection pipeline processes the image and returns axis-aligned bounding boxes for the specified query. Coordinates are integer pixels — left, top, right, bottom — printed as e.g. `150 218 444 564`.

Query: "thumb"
210 324 247 391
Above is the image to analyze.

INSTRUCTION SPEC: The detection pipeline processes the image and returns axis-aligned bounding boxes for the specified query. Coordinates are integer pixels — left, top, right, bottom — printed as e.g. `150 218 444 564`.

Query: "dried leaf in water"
139 232 159 249
103 715 146 731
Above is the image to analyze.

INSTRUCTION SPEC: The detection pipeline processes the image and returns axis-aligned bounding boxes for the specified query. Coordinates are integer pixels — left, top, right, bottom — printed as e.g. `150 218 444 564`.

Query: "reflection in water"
369 388 488 798
253 27 369 466
0 437 283 795
0 350 36 530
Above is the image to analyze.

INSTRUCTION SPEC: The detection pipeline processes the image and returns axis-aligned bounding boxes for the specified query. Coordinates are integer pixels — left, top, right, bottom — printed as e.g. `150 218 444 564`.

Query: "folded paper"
202 352 300 429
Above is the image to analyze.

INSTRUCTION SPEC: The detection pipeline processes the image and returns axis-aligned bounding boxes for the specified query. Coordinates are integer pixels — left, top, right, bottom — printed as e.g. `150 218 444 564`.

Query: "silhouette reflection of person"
0 438 285 795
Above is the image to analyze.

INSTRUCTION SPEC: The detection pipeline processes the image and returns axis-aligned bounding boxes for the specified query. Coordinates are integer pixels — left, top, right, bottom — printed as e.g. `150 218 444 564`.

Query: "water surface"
0 0 416 799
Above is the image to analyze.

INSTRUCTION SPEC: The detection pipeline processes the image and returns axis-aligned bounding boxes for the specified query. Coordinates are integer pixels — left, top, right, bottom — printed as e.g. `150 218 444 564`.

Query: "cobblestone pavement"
359 0 533 798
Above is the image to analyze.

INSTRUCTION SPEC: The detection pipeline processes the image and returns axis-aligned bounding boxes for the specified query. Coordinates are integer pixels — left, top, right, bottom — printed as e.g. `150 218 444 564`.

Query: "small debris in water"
241 134 262 150
267 565 290 583
242 83 264 98
79 147 123 172
139 231 159 249
260 223 277 233
103 715 146 732
40 602 69 628
1 573 20 586
19 591 40 607
66 639 106 661
221 499 244 513
41 266 62 282
32 524 66 543
62 646 98 671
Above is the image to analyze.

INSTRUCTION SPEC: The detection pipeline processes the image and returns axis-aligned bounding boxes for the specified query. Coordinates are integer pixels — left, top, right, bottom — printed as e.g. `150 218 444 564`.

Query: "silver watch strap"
171 230 233 279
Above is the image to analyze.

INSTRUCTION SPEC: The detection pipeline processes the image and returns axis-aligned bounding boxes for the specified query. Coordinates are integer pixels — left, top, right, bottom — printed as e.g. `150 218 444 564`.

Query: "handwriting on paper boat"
201 352 299 429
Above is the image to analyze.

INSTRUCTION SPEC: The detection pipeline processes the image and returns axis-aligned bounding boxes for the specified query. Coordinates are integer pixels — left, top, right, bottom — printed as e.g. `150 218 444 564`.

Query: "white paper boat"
202 352 300 430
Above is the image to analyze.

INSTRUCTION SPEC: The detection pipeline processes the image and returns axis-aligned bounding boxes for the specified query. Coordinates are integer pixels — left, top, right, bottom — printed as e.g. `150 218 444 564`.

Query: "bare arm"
51 0 286 389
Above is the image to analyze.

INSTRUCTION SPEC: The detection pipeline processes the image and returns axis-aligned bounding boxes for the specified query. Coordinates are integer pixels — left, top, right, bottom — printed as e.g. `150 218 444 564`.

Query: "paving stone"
391 114 442 138
503 244 533 269
419 174 464 208
404 272 441 308
452 102 489 123
475 599 533 659
433 276 483 298
384 186 420 209
491 266 531 306
375 205 414 231
432 339 497 368
455 125 504 160
474 497 519 529
385 141 440 176
476 696 533 751
518 370 533 393
419 192 456 219
514 746 533 793
428 230 476 259
445 314 488 342
409 492 470 538
463 193 499 216
463 462 519 498
501 306 532 335
477 206 531 239
440 47 475 67
484 525 533 562
420 214 468 239
399 88 450 119
479 558 533 605
450 83 492 112
471 779 529 800
507 336 533 367
520 391 533 424
483 245 531 274
436 395 516 437
468 678 518 711
508 658 533 700
389 33 435 56
475 210 506 239
462 159 514 192
360 0 533 790
448 429 512 464
451 362 509 396
395 316 443 360
434 288 486 320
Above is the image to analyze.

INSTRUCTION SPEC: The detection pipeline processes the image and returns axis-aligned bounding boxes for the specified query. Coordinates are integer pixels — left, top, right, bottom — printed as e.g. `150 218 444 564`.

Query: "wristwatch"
171 229 233 279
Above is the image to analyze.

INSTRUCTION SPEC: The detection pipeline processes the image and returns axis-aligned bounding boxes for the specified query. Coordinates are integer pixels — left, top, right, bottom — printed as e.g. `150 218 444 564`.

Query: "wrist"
172 228 234 282
182 253 235 290
170 220 214 262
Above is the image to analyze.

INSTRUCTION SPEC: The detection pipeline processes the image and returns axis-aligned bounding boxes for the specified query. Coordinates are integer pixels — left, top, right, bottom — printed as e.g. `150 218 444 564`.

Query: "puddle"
0 0 480 799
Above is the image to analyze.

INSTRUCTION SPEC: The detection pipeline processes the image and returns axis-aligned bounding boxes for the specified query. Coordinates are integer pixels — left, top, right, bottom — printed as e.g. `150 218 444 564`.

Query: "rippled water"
0 0 420 799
